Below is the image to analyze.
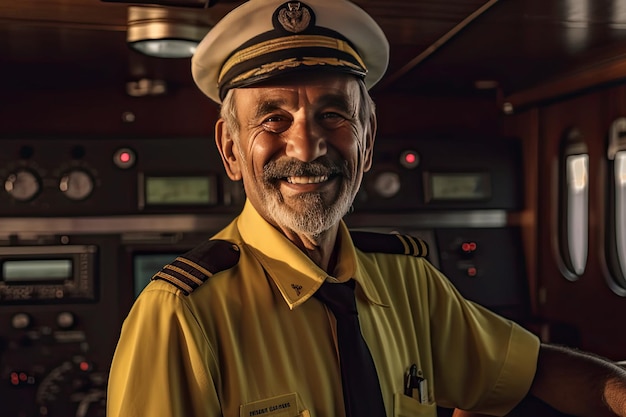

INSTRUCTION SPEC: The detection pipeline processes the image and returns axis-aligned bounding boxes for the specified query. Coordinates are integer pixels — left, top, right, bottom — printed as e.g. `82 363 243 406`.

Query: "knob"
372 171 401 198
56 312 75 329
4 169 40 201
59 169 94 201
11 313 31 329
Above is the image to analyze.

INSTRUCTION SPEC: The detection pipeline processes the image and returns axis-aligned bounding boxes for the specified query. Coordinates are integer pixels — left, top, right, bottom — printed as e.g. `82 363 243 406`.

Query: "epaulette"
151 239 240 295
350 230 428 257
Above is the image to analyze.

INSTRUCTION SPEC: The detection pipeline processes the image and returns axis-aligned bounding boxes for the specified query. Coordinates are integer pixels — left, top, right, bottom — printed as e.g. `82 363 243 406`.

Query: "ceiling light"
127 6 212 59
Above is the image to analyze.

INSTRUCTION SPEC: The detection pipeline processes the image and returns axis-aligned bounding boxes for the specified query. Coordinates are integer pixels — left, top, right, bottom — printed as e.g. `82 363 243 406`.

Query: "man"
106 0 626 416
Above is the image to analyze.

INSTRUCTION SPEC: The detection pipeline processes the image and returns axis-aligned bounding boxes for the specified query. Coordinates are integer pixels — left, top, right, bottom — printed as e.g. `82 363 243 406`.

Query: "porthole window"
557 128 588 280
605 118 626 294
615 151 626 276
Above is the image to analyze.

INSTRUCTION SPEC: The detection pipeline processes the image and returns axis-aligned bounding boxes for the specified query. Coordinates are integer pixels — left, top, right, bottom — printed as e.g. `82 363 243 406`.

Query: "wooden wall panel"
373 93 501 137
502 109 541 316
533 87 626 360
0 86 218 137
0 89 501 139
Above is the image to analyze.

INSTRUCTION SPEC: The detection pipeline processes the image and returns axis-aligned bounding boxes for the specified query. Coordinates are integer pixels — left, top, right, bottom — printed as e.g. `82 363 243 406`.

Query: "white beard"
263 185 353 237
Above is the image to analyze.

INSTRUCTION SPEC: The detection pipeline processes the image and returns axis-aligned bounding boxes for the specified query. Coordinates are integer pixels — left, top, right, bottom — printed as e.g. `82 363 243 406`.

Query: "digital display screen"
145 176 214 205
427 172 490 201
2 259 73 283
133 253 180 297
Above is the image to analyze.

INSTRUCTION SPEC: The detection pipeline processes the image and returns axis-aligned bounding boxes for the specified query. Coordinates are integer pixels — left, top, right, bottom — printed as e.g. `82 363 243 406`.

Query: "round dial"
4 169 40 201
59 170 94 201
373 171 401 198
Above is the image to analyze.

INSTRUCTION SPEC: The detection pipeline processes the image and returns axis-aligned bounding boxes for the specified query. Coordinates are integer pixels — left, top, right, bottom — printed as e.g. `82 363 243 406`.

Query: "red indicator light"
113 148 136 169
119 152 131 163
399 150 420 169
19 372 27 382
10 372 19 385
79 361 91 372
461 242 477 253
467 267 478 277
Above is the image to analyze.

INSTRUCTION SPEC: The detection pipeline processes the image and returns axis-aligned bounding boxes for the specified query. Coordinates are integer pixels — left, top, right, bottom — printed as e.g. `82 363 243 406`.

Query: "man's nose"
285 120 327 162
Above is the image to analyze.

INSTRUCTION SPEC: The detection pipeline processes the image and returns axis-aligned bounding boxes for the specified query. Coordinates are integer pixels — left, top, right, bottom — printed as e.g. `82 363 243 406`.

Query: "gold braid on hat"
218 34 367 86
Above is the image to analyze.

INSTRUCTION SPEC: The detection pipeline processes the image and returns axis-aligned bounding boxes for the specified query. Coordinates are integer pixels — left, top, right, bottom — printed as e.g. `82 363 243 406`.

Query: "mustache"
263 157 348 181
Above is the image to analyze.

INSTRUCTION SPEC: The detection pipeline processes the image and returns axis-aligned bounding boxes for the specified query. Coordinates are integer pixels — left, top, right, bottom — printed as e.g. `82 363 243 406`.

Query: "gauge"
373 171 401 198
4 169 41 202
36 358 107 417
59 170 94 201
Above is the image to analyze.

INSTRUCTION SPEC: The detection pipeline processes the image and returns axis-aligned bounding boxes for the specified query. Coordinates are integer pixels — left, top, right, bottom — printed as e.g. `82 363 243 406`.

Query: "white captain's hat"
191 0 389 104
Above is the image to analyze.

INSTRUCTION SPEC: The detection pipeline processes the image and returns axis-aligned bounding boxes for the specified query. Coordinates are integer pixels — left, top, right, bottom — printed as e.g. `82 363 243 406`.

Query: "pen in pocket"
404 364 428 404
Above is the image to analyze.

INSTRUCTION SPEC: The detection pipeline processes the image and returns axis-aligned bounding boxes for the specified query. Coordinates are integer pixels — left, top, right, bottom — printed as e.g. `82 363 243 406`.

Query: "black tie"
314 279 386 417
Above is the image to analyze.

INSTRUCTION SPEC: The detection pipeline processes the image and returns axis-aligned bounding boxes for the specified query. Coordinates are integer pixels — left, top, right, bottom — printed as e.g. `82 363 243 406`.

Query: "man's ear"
215 118 242 181
363 112 377 173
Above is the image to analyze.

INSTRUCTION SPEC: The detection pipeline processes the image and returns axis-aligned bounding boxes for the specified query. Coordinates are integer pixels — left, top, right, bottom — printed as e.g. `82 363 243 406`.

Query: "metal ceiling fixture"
126 5 213 59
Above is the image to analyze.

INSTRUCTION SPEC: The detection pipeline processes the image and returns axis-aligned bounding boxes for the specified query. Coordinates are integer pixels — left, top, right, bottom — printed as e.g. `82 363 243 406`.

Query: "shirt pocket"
393 392 438 417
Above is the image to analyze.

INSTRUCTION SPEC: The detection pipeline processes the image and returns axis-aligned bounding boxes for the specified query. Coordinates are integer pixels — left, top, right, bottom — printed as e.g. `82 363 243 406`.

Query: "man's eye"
262 116 291 132
264 115 285 123
319 112 347 127
321 112 342 119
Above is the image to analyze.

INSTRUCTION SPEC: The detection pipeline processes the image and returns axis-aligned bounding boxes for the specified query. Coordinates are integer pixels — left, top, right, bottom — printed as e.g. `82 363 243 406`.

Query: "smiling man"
106 1 626 417
215 73 375 269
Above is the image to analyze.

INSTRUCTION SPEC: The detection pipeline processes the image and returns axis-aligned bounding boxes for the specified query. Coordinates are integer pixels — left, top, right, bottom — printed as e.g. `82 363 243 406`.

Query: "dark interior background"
2 0 626 101
2 3 626 416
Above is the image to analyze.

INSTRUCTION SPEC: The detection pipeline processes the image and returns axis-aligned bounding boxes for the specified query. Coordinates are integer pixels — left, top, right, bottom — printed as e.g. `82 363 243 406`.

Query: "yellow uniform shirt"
107 201 540 417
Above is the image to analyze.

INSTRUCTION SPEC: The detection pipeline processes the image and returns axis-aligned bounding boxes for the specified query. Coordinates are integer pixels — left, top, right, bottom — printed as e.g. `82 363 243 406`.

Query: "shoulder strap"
350 230 428 257
151 239 240 295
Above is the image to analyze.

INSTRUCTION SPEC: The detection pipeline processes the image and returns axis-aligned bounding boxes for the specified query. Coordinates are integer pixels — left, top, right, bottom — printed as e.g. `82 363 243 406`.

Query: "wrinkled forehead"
231 73 363 111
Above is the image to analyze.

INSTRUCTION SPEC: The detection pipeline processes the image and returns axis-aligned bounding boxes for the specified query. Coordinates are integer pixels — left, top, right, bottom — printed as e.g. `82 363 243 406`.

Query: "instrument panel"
0 135 526 416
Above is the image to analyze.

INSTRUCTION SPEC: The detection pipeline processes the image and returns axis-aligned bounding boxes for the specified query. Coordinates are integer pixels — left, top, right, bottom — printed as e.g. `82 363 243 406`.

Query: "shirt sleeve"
423 261 540 415
106 281 221 417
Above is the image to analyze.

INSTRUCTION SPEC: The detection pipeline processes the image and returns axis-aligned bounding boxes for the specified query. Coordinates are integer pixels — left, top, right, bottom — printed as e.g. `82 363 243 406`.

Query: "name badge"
240 393 299 417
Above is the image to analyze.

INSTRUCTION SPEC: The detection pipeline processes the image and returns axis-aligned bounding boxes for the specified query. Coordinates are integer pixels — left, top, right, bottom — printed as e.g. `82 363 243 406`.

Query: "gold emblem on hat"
278 2 312 33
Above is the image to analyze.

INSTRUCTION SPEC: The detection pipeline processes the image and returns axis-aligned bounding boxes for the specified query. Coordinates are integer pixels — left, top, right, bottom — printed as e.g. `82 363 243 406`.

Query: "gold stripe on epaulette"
394 234 428 257
154 271 194 294
395 234 412 255
418 238 428 256
166 264 205 287
175 256 213 278
404 234 428 257
405 234 419 256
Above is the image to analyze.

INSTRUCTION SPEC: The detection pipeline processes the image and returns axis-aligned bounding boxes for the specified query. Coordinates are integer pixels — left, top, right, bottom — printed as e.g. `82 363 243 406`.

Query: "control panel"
436 227 529 320
0 137 244 217
0 234 123 417
0 134 528 416
354 134 522 211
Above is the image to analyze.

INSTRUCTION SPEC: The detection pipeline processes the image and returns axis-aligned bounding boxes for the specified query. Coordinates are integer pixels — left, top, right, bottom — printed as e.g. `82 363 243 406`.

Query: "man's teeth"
286 175 329 184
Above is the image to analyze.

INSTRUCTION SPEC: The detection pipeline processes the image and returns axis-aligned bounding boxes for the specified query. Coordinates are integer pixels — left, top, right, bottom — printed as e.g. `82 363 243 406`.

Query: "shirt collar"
236 200 387 309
